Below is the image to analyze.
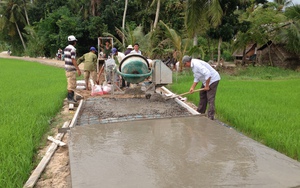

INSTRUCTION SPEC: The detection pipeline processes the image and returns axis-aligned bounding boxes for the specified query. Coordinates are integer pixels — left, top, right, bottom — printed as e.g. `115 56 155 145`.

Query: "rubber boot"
67 92 74 103
67 92 77 103
72 91 78 103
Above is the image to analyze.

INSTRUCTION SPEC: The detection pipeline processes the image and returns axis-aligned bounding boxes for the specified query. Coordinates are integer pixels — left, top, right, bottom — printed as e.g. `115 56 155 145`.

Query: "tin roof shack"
232 43 257 66
256 41 300 70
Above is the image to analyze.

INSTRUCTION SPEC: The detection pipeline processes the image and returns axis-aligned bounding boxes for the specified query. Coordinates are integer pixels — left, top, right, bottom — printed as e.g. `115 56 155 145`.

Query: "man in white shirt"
130 43 142 55
182 55 221 120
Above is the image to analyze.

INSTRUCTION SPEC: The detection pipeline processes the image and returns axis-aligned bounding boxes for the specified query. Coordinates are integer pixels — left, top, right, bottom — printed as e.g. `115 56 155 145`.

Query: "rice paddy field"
0 58 66 188
170 66 300 162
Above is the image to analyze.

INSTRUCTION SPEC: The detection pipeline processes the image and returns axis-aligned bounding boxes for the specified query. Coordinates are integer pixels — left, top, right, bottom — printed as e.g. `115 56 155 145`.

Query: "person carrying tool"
77 47 98 90
64 35 81 103
182 55 220 120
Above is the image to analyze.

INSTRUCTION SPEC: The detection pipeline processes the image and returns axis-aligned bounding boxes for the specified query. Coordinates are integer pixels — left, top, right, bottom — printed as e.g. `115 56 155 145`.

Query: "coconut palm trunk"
217 37 222 66
15 22 26 50
153 0 160 29
22 0 30 25
122 0 128 47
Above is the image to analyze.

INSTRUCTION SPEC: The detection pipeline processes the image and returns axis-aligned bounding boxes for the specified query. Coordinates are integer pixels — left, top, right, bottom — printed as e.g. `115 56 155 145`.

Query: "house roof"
232 43 256 57
257 41 273 51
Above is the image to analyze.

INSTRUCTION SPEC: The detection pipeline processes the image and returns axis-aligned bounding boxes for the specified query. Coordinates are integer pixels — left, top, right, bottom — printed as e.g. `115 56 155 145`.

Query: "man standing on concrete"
77 47 98 90
64 35 81 103
182 55 220 120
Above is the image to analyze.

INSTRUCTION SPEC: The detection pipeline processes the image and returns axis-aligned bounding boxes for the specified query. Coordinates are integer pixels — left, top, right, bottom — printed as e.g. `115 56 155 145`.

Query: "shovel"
165 88 204 100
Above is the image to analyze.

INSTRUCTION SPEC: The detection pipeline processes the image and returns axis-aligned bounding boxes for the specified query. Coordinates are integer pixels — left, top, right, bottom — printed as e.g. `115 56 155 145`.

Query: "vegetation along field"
0 58 66 188
170 66 300 162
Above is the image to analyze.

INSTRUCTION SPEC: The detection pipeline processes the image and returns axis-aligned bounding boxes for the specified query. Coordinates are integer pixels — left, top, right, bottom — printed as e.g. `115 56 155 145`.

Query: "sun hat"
90 46 97 52
111 48 118 55
182 55 192 64
127 45 133 49
68 35 77 41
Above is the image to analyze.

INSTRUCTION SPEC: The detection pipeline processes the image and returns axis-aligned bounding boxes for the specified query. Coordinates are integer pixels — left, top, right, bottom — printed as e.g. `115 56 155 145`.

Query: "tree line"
0 0 300 66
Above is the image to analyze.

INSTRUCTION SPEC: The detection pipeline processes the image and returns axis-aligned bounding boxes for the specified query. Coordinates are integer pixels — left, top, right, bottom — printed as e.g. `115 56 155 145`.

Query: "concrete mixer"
116 54 172 99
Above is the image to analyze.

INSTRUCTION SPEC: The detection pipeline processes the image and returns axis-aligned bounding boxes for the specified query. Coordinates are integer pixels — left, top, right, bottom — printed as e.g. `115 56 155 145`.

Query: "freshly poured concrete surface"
69 116 300 188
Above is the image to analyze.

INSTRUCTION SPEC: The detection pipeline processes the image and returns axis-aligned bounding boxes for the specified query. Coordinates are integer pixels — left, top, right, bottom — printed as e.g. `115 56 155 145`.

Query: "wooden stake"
23 121 70 188
47 136 67 147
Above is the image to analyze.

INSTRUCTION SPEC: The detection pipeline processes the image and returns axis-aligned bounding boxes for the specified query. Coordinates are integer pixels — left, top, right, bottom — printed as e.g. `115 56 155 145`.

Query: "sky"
269 0 300 5
287 0 300 4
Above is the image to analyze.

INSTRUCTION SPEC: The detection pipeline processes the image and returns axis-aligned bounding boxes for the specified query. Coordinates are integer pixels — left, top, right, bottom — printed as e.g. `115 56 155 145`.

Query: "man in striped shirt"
64 35 81 103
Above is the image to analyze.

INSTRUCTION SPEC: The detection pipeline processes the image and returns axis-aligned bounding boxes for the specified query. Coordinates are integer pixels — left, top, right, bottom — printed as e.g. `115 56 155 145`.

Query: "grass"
169 66 300 161
0 58 66 188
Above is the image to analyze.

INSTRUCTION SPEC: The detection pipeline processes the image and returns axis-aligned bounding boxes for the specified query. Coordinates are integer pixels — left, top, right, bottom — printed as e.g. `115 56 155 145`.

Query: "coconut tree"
278 5 300 55
21 0 30 25
185 0 225 65
274 0 292 11
185 0 213 46
151 0 162 29
91 0 102 16
159 20 193 71
104 25 145 52
0 0 27 50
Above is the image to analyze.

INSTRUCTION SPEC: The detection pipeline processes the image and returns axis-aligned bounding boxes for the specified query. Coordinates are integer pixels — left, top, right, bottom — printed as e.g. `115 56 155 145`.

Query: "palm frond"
207 0 223 28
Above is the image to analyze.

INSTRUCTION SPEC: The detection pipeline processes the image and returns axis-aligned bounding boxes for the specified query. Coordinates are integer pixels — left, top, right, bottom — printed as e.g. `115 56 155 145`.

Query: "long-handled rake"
165 88 204 100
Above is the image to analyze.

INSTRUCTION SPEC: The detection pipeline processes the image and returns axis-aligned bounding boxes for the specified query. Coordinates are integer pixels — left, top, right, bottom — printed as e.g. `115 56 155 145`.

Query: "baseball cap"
111 48 117 55
90 46 97 52
127 45 133 49
68 35 77 41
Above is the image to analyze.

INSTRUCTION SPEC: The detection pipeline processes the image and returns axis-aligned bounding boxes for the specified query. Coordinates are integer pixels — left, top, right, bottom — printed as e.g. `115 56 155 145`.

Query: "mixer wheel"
145 93 151 99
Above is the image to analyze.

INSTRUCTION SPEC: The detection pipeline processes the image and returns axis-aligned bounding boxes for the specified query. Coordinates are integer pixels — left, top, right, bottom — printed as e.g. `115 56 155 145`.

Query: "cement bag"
90 78 103 96
102 84 112 94
91 84 103 96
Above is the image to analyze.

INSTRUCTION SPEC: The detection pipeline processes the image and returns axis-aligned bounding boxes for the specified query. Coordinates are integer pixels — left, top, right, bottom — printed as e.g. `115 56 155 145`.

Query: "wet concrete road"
69 116 300 188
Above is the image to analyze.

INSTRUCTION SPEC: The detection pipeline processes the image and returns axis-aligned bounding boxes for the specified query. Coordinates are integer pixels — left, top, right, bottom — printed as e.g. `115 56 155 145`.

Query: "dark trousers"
121 77 130 88
197 81 219 120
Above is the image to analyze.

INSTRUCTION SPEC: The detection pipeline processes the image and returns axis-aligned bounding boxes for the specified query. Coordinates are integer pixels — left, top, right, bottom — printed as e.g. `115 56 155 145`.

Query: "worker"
111 48 129 88
182 55 221 120
64 35 81 103
102 40 112 59
97 48 121 85
125 44 133 55
130 43 142 55
77 47 98 90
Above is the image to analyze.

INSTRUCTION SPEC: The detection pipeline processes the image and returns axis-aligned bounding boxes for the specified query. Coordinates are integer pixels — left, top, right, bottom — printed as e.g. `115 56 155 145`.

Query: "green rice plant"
224 66 300 80
0 58 66 188
169 67 300 161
